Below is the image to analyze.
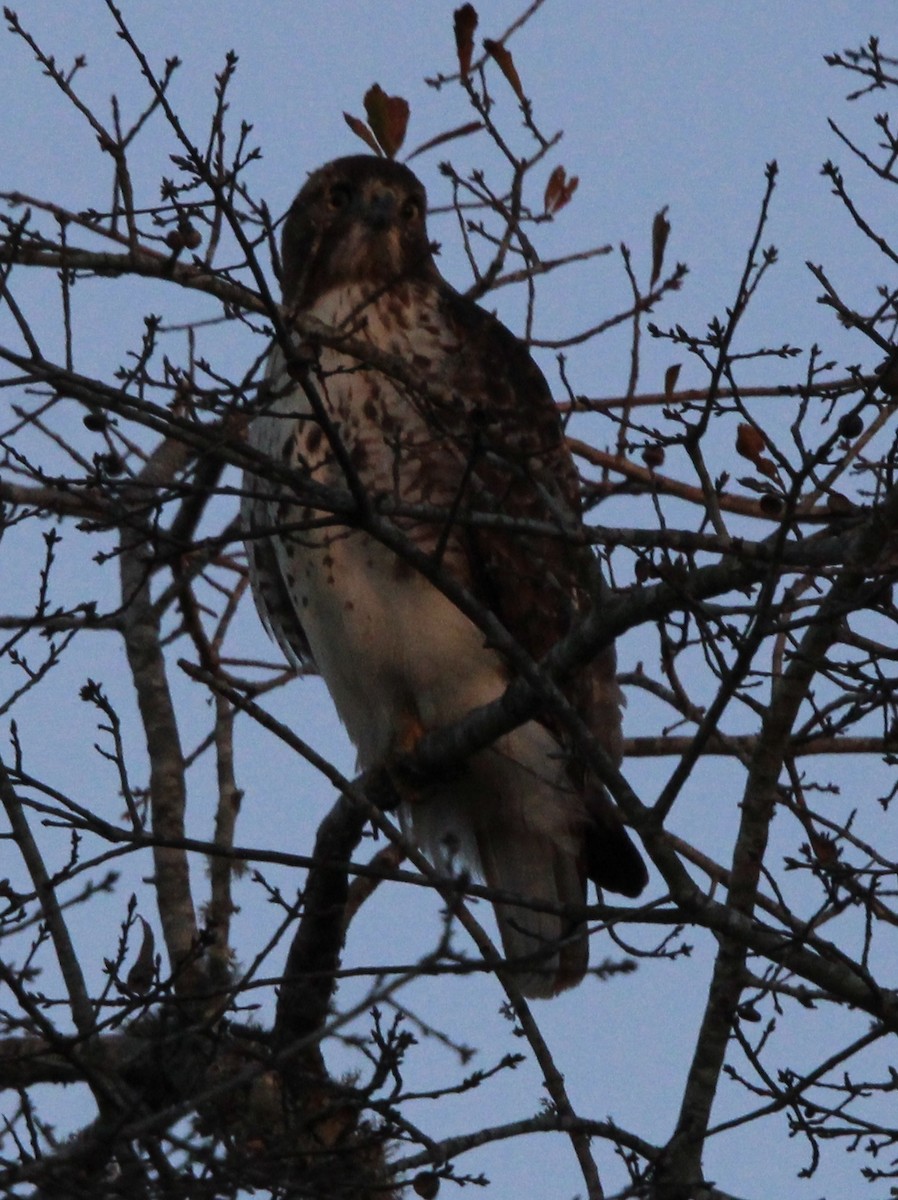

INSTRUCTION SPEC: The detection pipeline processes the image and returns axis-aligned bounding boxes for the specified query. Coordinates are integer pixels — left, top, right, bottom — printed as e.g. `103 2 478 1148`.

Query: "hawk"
243 155 646 998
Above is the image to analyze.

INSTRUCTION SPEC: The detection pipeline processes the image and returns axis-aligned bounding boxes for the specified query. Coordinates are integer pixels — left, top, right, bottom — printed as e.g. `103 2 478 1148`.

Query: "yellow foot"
387 711 429 802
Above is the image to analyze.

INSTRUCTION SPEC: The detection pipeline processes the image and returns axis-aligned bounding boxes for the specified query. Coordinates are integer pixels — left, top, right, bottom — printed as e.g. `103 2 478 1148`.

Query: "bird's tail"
408 719 593 999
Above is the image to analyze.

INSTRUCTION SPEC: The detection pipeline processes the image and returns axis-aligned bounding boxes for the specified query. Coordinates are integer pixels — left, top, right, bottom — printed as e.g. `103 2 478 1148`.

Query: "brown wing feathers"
244 156 646 996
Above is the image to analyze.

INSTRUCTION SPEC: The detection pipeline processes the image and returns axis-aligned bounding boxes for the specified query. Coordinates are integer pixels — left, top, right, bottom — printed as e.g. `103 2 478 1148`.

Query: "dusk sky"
4 5 897 1197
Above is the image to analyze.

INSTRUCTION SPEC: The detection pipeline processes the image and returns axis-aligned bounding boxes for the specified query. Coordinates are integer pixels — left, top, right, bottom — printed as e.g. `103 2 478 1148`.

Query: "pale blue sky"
4 5 897 1198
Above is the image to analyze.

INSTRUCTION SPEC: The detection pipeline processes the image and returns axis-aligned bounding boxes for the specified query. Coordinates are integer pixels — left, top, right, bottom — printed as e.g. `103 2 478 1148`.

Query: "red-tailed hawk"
243 155 646 997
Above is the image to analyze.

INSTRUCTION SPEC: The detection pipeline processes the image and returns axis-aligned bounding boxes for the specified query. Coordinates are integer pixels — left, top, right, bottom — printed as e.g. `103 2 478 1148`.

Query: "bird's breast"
262 283 505 767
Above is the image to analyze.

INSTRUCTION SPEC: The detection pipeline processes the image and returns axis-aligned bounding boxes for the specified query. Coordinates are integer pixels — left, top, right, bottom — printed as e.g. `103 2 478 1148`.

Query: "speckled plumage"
243 156 646 997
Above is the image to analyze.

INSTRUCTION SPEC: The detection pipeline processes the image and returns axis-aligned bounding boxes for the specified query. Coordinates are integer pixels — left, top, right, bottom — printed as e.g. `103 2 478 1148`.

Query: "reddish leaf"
738 476 773 494
663 363 681 397
651 205 671 286
405 119 483 163
454 4 478 78
126 916 156 995
737 423 780 483
483 38 525 101
544 165 579 215
343 111 382 156
363 84 410 159
735 422 767 464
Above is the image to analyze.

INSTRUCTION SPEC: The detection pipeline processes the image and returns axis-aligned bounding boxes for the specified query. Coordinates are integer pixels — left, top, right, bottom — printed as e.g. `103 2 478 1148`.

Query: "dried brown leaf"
663 363 681 397
126 916 156 995
454 4 478 78
343 112 382 157
405 119 483 163
736 423 781 484
544 165 579 215
651 205 671 286
363 84 410 159
735 422 767 464
483 38 525 101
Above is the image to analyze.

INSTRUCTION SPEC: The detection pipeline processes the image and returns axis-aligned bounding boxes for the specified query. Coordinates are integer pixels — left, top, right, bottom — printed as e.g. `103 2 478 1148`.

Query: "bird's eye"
400 196 422 222
327 183 352 210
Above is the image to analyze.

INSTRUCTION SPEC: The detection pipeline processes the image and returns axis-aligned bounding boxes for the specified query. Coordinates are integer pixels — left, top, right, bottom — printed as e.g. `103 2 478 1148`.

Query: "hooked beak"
361 188 399 231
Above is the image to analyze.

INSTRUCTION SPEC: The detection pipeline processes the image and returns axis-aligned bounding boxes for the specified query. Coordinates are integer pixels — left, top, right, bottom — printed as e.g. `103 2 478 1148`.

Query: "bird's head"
280 155 438 307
